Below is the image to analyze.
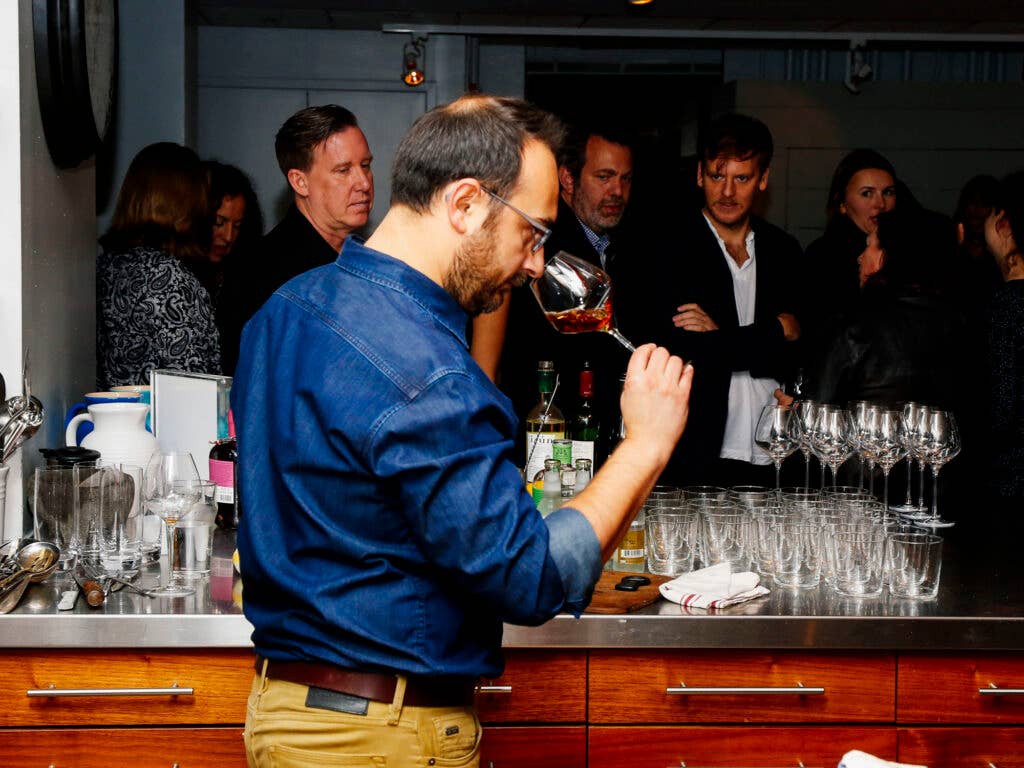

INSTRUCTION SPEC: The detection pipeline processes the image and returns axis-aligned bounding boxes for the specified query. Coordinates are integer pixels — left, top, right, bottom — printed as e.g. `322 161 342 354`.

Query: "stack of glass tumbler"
643 485 942 599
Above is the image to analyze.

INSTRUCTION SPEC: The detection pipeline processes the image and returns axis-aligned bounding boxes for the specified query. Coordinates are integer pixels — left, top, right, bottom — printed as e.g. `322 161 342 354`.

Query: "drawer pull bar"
676 763 814 767
475 684 512 694
27 682 194 698
980 683 1024 695
666 681 824 695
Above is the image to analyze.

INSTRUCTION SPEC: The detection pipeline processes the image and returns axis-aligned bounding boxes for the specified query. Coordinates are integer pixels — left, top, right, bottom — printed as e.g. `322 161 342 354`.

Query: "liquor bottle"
534 458 562 517
570 362 599 465
574 458 593 494
209 410 239 530
524 360 565 482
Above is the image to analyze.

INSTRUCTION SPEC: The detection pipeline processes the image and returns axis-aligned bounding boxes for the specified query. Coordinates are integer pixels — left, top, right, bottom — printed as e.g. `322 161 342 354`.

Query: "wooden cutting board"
584 570 673 614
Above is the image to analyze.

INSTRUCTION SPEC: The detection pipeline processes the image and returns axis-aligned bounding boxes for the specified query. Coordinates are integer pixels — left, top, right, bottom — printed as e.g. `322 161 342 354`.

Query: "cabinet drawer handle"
675 763 815 767
27 683 194 698
666 682 824 695
980 684 1024 695
475 684 512 694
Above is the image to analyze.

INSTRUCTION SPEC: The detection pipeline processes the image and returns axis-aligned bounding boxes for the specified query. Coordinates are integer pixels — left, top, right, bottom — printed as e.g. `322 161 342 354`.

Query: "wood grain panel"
590 726 897 767
589 650 896 723
0 727 247 767
476 650 586 723
899 727 1024 766
0 649 254 726
481 726 586 768
898 652 1024 723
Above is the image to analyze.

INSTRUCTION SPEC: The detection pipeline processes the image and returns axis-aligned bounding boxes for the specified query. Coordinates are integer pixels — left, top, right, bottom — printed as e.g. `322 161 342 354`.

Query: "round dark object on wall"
32 0 117 169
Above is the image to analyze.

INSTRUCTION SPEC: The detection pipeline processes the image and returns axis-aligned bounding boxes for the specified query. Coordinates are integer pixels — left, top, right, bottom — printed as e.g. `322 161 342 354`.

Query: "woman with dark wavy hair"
97 142 221 388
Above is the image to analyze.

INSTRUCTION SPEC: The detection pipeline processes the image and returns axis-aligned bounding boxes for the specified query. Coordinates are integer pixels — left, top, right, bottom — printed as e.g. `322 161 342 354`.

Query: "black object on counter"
39 447 101 466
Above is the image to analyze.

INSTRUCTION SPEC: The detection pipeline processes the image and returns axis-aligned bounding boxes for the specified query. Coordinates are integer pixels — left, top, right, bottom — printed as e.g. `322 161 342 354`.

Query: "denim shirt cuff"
544 507 603 618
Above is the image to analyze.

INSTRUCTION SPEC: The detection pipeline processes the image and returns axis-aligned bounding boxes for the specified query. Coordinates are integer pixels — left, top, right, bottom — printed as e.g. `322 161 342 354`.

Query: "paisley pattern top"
97 246 221 388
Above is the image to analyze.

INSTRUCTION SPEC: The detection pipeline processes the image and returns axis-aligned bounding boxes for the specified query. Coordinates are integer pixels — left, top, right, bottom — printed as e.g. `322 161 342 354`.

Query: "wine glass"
143 451 201 597
849 401 876 493
915 410 960 529
890 402 929 518
864 409 907 509
754 404 798 490
791 400 822 489
531 251 636 352
809 406 854 487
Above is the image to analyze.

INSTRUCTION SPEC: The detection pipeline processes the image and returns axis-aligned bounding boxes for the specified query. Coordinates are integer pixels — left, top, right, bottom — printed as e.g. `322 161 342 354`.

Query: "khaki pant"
244 662 481 768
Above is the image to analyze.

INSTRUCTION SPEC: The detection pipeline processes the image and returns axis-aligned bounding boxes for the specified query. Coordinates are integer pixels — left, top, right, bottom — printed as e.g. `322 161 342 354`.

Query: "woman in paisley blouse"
97 142 221 388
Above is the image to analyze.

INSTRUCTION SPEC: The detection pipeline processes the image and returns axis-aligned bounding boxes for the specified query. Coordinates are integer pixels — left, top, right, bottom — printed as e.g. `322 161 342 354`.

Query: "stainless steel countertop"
2 526 1020 651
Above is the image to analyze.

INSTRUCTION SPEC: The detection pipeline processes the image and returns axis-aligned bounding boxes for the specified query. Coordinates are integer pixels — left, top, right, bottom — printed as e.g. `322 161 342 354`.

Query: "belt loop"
258 656 270 695
386 674 407 726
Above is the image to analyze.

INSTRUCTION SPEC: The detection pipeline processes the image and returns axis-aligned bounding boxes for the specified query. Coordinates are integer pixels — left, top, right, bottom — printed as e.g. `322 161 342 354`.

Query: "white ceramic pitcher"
65 403 158 468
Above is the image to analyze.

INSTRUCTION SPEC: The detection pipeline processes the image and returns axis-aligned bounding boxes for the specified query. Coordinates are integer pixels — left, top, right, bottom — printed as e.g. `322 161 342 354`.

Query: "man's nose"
354 167 372 191
723 177 736 196
607 176 622 197
524 248 545 279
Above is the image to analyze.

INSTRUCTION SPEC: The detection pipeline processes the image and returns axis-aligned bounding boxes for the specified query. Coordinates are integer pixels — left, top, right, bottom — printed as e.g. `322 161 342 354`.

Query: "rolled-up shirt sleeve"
543 506 603 617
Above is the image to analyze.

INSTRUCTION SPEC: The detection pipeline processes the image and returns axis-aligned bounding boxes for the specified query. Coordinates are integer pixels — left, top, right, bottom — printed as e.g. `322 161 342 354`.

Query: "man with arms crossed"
217 104 374 373
234 96 693 767
649 113 801 486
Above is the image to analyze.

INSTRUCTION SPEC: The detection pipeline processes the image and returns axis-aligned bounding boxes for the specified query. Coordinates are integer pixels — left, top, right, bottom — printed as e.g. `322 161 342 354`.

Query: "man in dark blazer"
498 124 635 464
635 114 802 486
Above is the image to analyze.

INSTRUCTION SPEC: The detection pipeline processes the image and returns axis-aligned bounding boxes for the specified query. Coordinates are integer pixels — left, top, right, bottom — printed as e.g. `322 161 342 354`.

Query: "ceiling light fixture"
402 35 427 87
628 0 654 5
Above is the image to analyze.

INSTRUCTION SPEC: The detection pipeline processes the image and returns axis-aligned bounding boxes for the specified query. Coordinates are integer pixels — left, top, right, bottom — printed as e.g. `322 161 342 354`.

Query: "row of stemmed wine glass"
755 401 960 528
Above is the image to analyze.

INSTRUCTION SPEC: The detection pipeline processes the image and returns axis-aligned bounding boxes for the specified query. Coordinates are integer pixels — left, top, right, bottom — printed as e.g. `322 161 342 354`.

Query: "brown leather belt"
257 656 476 707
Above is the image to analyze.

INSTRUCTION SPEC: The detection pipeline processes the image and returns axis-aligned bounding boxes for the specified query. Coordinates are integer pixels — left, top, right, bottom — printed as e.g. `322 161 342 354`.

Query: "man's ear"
287 169 308 198
695 162 704 189
956 222 965 246
558 165 575 198
757 167 771 192
444 179 485 236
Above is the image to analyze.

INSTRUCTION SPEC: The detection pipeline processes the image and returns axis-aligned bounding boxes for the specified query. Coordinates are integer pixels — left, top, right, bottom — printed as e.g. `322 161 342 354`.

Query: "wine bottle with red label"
209 410 239 530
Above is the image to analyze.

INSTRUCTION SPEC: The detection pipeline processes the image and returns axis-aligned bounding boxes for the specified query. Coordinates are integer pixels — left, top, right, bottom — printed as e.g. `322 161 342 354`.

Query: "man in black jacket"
217 104 374 374
639 114 802 486
498 124 635 464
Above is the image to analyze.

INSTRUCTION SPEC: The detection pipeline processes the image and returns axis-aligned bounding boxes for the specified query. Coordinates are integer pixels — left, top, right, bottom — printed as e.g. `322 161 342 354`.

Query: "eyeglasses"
480 186 552 254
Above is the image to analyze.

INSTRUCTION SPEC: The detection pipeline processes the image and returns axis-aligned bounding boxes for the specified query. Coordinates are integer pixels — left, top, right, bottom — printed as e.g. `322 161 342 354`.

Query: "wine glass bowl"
754 404 798 489
531 251 636 352
915 410 960 529
142 452 202 597
809 406 854 486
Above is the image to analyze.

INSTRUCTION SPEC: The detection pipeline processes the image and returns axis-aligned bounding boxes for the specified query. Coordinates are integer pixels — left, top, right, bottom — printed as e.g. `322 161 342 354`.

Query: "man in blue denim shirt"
236 95 693 767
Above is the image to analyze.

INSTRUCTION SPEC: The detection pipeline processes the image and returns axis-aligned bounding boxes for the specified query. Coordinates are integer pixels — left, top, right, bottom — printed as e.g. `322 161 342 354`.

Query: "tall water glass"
97 467 142 574
173 481 216 578
32 467 78 571
702 506 749 571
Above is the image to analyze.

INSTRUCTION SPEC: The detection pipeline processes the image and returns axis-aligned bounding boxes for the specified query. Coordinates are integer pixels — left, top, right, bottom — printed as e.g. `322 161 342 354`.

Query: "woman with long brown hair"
97 142 221 388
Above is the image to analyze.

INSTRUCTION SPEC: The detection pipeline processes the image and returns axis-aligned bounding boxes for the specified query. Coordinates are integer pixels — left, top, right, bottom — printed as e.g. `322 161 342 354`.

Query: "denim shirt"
233 238 602 679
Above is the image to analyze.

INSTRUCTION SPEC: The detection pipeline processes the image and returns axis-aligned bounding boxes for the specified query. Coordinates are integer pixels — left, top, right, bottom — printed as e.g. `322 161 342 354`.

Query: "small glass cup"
773 519 824 588
832 530 886 597
644 507 698 576
887 532 942 599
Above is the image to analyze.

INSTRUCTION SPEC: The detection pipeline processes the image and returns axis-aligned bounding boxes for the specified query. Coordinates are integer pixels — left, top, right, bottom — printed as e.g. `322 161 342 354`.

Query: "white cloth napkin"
658 562 769 609
839 750 926 768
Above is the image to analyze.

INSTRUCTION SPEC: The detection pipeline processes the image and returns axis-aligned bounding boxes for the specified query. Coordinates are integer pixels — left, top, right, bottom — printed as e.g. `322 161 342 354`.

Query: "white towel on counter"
658 562 769 609
839 750 926 768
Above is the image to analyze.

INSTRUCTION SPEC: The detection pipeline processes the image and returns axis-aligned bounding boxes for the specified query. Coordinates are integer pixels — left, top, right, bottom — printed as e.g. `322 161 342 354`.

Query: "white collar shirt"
702 213 777 465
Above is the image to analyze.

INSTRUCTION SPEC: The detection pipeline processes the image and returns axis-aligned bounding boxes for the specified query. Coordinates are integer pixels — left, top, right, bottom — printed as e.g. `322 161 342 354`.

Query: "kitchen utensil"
73 565 105 607
0 576 30 614
0 541 60 613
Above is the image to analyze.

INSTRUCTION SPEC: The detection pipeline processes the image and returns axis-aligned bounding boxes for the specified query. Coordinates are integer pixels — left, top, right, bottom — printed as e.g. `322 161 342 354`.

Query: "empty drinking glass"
773 519 824 588
832 530 886 597
887 532 943 599
644 507 698 576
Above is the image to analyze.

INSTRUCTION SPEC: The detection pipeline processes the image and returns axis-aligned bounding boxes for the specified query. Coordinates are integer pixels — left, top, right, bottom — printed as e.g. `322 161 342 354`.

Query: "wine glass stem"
917 460 926 507
882 468 890 509
867 462 875 495
607 328 636 353
803 450 810 488
858 457 865 490
820 461 826 490
931 465 940 519
162 521 174 589
774 461 781 490
904 458 913 506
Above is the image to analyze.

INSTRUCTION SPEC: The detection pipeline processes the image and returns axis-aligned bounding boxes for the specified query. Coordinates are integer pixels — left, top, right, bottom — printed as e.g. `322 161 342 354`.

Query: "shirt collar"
576 215 611 258
702 211 756 268
336 237 470 347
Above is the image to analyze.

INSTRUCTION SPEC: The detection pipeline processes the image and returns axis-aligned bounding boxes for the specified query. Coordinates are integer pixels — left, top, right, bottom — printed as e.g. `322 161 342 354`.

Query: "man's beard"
444 225 526 317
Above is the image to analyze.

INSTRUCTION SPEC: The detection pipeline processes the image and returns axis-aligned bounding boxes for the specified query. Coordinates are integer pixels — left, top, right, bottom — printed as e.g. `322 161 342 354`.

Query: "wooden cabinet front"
590 726 898 767
898 652 1024 724
0 649 253 726
0 727 247 768
476 649 586 723
589 650 896 724
899 727 1024 766
481 726 586 768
